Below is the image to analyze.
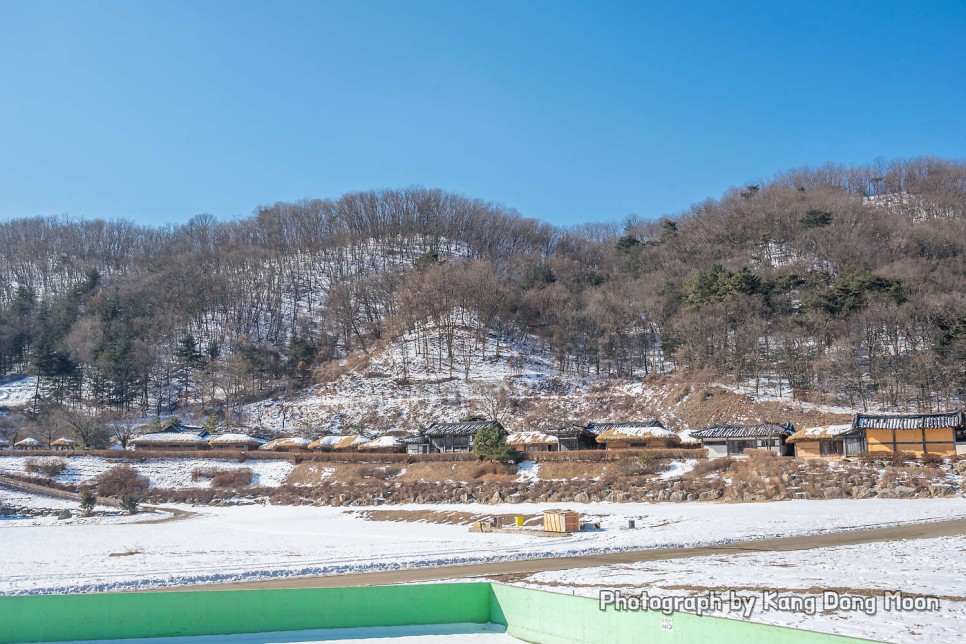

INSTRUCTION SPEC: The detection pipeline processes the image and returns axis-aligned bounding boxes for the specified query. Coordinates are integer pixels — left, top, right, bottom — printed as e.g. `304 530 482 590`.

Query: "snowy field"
0 455 294 489
514 536 966 644
0 488 166 527
3 497 966 594
52 624 515 644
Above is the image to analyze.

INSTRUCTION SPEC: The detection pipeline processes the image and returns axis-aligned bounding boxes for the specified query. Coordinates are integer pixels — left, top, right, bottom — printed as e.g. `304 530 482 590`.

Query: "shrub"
79 486 96 515
688 458 735 478
210 469 254 489
921 452 945 466
120 494 140 515
25 458 67 477
891 451 916 467
95 465 150 498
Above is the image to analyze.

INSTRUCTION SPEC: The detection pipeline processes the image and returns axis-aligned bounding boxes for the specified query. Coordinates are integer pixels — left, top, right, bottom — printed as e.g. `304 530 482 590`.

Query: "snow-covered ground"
53 624 515 644
516 535 966 644
0 487 167 527
0 455 294 489
4 498 966 595
0 375 38 407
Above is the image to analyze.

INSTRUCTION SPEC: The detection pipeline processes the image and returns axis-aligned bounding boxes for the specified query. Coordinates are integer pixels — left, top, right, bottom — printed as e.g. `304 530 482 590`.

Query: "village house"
506 431 558 452
854 411 966 456
260 437 313 452
129 424 211 451
308 435 370 451
208 433 265 451
421 420 505 453
543 425 599 451
590 421 680 449
788 424 865 458
0 438 9 450
400 434 432 454
691 423 794 458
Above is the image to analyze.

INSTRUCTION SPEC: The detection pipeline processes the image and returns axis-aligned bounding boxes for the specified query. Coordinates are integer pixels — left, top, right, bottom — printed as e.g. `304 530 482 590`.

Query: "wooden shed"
854 412 966 456
788 424 864 458
543 510 580 533
591 421 681 449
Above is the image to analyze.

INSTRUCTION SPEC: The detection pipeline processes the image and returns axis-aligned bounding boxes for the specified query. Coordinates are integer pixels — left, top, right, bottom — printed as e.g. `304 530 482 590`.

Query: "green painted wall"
0 582 878 644
0 583 492 644
490 584 875 644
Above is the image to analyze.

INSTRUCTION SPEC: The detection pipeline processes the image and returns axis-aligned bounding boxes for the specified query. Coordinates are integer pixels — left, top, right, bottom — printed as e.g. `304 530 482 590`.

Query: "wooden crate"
543 510 580 533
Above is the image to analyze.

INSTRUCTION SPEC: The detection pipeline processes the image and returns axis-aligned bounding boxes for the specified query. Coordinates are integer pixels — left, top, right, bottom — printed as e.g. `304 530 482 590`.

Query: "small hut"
308 435 369 451
691 423 794 458
358 435 403 453
208 433 265 451
788 424 862 458
0 438 10 450
506 431 558 452
591 421 681 449
50 437 78 451
261 437 313 452
14 437 41 451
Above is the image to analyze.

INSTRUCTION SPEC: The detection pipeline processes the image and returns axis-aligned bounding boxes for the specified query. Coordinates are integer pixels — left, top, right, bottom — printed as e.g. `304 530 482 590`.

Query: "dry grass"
24 458 67 477
357 509 541 526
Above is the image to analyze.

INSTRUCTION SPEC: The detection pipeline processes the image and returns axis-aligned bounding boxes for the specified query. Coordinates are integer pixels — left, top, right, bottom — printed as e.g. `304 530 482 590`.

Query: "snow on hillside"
3 498 966 595
0 376 38 408
0 456 294 489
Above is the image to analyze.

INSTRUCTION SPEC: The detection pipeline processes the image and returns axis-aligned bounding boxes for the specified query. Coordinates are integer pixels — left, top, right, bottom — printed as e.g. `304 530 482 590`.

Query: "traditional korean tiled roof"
787 424 856 443
853 412 965 430
543 425 594 437
423 420 502 436
399 434 430 445
691 423 793 439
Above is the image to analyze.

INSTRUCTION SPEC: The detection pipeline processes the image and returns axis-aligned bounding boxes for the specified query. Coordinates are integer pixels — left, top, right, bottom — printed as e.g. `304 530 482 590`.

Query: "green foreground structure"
0 582 874 644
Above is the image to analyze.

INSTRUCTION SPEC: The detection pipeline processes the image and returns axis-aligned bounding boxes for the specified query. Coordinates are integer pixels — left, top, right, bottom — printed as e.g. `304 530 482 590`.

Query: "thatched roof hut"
358 435 402 452
129 432 209 451
208 433 265 451
14 437 40 450
260 437 312 452
592 421 680 449
506 431 558 452
307 435 369 451
50 437 78 450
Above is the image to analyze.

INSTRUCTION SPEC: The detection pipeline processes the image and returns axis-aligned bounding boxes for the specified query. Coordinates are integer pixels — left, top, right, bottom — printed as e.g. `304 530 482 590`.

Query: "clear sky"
1 1 964 227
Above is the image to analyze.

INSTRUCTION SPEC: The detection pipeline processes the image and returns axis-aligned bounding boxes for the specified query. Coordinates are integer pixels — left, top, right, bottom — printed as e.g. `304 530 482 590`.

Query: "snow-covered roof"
595 426 680 442
587 420 665 436
308 435 368 450
130 433 208 446
506 431 558 446
0 438 10 447
787 424 855 443
50 437 78 446
209 433 265 446
261 437 312 451
14 437 40 447
359 435 399 449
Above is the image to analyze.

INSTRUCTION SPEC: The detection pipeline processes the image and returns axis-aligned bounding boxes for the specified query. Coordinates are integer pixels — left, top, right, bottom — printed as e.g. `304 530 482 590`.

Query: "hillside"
0 157 963 441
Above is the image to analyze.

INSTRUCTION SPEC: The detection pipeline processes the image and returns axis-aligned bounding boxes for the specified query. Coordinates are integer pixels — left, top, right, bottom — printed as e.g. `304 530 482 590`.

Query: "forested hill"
0 157 964 426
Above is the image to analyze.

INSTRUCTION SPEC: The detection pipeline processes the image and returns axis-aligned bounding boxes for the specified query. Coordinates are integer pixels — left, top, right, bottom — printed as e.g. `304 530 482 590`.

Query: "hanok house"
129 424 211 451
50 437 78 451
208 433 266 451
787 424 865 458
854 411 966 456
422 420 505 453
543 425 599 451
691 423 794 458
260 437 313 452
400 434 432 455
506 431 558 452
590 421 680 449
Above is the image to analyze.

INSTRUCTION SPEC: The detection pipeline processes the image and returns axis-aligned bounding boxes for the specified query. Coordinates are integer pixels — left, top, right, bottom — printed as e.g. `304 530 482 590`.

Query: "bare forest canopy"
0 157 964 420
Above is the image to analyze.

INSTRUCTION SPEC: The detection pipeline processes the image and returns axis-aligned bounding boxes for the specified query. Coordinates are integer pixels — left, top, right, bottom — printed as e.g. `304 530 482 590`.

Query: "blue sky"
1 1 964 227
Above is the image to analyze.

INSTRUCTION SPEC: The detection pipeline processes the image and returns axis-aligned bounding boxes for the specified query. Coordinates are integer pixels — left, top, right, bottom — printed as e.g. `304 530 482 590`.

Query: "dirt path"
167 515 966 592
